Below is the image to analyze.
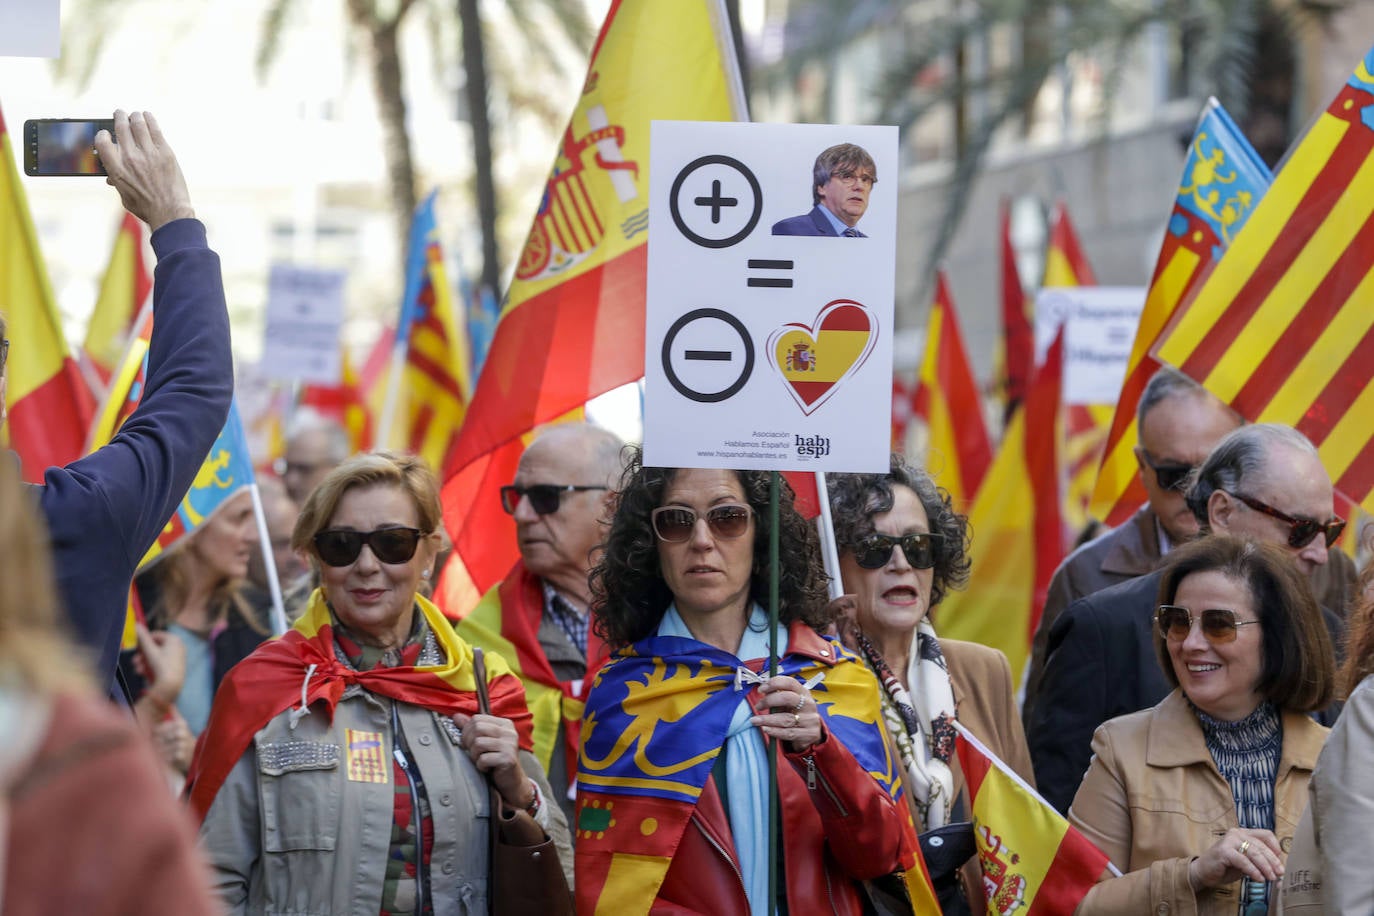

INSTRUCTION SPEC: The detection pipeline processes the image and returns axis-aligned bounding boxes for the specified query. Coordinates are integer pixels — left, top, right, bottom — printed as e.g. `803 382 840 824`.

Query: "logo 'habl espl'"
795 435 830 458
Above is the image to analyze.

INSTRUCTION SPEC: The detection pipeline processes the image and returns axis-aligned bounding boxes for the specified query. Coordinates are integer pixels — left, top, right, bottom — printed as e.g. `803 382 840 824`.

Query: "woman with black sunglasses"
1068 535 1333 915
576 449 931 915
826 455 1034 915
189 451 572 914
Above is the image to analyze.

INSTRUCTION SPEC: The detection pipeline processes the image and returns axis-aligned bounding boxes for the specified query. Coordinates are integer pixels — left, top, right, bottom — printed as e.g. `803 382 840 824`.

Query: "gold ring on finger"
791 713 800 728
1239 840 1251 855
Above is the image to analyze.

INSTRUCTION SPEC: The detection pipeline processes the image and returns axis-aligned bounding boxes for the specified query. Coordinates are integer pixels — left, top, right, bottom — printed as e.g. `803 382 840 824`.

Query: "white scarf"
904 618 958 829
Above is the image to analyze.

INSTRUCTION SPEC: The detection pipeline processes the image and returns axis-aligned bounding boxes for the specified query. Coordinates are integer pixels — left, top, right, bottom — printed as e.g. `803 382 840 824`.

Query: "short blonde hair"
291 451 443 560
0 456 92 693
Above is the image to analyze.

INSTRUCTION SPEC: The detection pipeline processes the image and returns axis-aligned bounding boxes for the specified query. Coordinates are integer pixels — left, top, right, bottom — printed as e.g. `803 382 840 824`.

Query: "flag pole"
767 468 781 912
813 471 843 599
247 481 289 636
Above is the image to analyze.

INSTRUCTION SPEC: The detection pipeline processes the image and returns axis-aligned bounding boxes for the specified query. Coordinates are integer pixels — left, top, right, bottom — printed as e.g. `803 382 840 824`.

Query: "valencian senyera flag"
955 722 1112 914
914 270 992 511
81 212 151 391
1155 44 1374 515
575 635 939 914
1090 99 1271 527
377 190 470 475
1041 202 1111 535
0 101 96 480
436 0 747 616
936 331 1069 684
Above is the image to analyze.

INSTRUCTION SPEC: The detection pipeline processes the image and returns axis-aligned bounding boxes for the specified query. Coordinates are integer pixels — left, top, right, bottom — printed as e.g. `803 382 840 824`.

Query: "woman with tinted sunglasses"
1069 536 1334 915
827 455 1033 915
578 449 930 915
190 452 572 913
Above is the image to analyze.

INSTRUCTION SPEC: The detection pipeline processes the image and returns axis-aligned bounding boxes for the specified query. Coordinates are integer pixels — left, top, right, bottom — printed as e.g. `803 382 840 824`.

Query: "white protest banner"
261 264 346 385
1034 286 1145 405
644 121 897 473
0 0 58 58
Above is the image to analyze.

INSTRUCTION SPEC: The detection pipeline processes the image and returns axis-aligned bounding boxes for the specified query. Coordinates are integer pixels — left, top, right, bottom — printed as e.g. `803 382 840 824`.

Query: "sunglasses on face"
313 527 423 567
1138 449 1195 492
852 532 943 570
500 484 607 516
651 504 753 543
1156 605 1261 644
1225 490 1346 549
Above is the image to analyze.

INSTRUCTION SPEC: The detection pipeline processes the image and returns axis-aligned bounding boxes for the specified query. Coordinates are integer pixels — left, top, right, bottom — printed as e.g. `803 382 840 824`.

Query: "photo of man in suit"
771 142 877 237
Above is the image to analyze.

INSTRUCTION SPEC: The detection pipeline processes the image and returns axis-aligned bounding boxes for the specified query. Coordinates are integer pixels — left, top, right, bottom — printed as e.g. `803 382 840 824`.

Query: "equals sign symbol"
746 259 794 288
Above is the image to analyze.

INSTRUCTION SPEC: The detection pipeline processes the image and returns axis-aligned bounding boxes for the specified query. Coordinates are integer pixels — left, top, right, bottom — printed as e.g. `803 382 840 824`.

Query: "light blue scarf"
658 603 786 916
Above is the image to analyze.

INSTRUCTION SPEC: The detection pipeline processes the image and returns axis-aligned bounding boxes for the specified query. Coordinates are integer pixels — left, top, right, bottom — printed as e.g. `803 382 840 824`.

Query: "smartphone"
23 119 114 176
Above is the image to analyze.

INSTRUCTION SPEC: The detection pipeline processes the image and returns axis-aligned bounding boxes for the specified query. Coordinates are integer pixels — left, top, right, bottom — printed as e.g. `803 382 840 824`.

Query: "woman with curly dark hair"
576 451 932 915
828 455 1034 915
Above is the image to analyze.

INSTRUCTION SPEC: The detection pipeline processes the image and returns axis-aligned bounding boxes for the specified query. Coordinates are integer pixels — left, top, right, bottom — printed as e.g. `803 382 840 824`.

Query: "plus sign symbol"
669 155 762 249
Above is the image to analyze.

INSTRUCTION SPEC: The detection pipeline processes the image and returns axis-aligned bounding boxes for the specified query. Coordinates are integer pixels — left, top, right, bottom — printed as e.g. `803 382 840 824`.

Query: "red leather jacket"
646 626 914 915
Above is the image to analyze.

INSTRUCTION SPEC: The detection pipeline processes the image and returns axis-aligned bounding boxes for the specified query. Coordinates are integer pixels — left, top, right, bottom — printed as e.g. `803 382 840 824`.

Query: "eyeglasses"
1225 490 1346 549
852 532 943 570
313 527 424 567
1156 605 1261 644
1138 449 1195 492
500 484 608 516
651 504 753 542
831 168 875 188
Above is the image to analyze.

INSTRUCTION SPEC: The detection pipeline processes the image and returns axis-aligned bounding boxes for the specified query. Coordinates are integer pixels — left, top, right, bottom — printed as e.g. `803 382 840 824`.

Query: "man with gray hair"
456 423 624 826
771 142 877 237
1023 367 1241 720
1029 423 1348 813
275 407 351 505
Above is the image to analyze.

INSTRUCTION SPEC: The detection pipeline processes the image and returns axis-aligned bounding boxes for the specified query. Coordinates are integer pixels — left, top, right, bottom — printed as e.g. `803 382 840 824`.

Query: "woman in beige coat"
1069 537 1333 915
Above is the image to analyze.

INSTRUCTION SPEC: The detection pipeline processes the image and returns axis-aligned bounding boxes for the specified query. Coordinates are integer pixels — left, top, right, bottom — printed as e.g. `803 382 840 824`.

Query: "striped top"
1196 700 1281 914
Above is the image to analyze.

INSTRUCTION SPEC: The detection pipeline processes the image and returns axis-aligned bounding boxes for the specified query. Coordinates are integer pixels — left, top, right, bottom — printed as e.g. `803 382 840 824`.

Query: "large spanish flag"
301 344 374 453
1156 45 1374 514
1090 100 1271 526
377 190 470 474
81 212 152 390
0 102 95 480
913 271 991 510
956 722 1111 914
935 331 1068 683
999 197 1034 419
437 0 745 614
1042 202 1111 532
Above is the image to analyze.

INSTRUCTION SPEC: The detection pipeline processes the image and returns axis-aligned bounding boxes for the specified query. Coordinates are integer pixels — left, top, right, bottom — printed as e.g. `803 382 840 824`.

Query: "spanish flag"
1041 203 1111 534
377 190 470 475
956 722 1111 914
935 331 1069 684
0 102 95 480
1156 44 1374 514
913 271 991 510
1090 99 1270 526
301 344 374 453
437 0 745 614
999 197 1034 419
81 212 151 390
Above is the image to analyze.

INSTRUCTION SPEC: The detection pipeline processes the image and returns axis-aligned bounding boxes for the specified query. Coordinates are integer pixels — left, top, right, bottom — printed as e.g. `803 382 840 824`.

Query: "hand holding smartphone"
23 118 115 176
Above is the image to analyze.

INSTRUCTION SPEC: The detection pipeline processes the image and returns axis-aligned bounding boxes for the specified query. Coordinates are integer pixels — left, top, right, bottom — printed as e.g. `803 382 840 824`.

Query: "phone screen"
24 119 114 176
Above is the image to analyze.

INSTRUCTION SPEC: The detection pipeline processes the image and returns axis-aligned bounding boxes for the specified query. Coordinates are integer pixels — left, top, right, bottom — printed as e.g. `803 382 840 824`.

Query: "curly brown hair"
589 449 831 650
825 454 972 608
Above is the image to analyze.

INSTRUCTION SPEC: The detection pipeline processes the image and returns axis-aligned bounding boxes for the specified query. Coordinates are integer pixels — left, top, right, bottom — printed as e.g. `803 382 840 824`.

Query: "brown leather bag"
471 647 574 916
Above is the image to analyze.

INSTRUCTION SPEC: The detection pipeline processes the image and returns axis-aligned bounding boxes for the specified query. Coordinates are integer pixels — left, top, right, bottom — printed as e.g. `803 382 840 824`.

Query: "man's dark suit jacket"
1028 568 1346 815
770 205 866 237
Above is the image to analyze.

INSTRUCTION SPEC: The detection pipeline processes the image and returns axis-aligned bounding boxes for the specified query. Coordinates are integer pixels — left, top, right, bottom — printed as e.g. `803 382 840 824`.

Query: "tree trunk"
348 0 420 259
458 0 501 300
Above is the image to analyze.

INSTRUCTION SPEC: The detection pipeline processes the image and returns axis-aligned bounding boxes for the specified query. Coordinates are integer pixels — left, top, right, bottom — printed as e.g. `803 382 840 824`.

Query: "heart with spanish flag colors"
767 300 878 416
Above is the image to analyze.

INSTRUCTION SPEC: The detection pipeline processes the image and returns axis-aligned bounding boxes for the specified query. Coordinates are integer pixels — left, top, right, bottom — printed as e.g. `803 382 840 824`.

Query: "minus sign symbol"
685 350 732 361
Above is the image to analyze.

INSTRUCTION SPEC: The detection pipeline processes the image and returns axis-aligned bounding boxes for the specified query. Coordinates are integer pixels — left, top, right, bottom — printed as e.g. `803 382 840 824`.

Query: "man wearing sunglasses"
456 423 624 826
3 112 232 702
1030 423 1349 814
1024 368 1241 722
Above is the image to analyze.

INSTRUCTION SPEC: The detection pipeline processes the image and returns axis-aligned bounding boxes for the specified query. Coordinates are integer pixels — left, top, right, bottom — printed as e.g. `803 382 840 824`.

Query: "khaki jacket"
199 681 572 916
1068 689 1327 916
1281 674 1374 913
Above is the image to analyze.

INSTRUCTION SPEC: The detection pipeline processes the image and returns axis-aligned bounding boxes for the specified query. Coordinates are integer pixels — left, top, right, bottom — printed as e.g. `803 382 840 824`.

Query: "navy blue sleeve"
39 218 233 691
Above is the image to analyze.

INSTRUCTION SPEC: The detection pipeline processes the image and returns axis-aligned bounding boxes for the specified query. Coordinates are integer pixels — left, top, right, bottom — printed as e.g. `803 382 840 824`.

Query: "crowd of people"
5 110 1374 916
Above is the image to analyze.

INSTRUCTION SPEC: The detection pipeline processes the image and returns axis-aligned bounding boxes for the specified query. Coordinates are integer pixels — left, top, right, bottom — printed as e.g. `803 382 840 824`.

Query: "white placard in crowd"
643 121 898 473
261 264 346 385
1034 286 1146 405
0 0 59 58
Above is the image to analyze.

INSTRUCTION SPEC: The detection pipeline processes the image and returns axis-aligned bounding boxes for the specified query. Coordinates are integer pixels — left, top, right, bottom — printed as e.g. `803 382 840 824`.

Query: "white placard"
644 121 898 473
261 264 346 385
1034 286 1146 405
0 0 59 57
